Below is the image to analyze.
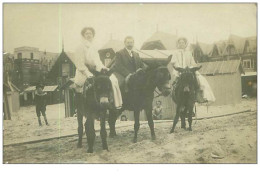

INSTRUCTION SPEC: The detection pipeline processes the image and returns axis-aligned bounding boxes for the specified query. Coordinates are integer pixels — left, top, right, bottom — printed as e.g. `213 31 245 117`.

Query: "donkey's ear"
190 65 202 72
173 66 185 73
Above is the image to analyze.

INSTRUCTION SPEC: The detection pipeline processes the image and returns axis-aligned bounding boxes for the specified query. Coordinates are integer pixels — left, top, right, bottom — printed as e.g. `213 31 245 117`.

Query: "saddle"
122 68 146 110
125 68 146 93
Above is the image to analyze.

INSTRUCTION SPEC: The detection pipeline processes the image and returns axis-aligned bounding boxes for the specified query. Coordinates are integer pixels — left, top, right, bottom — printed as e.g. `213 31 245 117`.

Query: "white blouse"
170 49 198 77
170 49 197 68
74 39 106 77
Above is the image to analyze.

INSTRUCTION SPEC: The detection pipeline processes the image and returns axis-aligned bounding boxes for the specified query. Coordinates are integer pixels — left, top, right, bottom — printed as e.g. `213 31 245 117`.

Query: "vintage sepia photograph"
2 3 257 164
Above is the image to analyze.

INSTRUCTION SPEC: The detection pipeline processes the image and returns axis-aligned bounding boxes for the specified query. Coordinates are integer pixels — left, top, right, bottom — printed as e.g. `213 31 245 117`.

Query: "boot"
44 116 49 126
38 117 42 126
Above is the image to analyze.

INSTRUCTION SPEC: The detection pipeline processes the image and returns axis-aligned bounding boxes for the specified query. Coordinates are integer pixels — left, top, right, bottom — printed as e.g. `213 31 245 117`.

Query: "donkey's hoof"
102 145 109 151
133 137 137 143
77 143 82 148
189 128 192 131
109 132 117 138
87 148 93 153
151 135 156 140
170 129 174 134
103 147 109 152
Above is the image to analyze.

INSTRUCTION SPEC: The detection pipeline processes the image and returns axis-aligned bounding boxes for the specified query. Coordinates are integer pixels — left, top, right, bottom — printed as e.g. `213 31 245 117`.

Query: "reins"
154 89 163 98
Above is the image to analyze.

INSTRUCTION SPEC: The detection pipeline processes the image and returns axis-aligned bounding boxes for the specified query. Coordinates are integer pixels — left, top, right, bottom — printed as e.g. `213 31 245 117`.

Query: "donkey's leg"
108 109 117 138
188 107 193 131
145 107 156 140
170 105 181 133
100 112 108 151
85 114 96 153
133 109 140 143
77 111 83 148
75 92 83 148
181 108 187 129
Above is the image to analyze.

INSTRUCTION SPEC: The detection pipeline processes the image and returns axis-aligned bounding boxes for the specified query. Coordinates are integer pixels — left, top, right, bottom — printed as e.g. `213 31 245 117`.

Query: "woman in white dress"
73 27 122 109
171 37 216 103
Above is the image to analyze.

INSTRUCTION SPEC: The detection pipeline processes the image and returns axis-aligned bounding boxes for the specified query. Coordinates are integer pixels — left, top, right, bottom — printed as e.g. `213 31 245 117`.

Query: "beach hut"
197 60 244 106
240 36 257 96
21 86 35 106
21 85 60 106
3 81 20 119
46 49 77 117
141 31 178 50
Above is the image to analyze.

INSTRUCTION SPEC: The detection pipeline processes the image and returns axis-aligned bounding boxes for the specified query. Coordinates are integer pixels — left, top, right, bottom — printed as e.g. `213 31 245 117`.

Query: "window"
18 53 22 59
57 77 63 86
62 63 70 76
227 46 236 55
30 53 34 59
243 59 253 69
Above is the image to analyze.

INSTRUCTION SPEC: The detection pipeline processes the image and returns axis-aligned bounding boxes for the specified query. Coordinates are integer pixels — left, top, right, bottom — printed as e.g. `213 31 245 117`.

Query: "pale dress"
73 39 122 109
170 49 216 103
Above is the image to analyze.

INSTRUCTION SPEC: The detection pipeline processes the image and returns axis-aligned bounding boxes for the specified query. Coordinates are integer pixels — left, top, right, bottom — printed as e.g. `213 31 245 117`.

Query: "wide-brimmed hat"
176 37 188 48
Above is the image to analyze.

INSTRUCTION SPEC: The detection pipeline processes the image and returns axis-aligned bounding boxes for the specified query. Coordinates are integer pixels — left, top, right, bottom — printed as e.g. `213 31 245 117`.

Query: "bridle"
89 76 114 107
152 67 172 98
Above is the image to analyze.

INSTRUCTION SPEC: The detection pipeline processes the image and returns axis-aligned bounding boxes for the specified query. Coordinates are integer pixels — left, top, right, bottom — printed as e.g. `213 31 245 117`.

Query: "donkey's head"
153 66 172 96
173 66 202 93
86 68 114 108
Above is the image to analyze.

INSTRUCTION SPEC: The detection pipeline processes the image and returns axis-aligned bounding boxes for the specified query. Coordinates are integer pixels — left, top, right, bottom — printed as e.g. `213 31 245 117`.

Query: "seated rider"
109 36 146 108
72 27 122 109
171 37 216 103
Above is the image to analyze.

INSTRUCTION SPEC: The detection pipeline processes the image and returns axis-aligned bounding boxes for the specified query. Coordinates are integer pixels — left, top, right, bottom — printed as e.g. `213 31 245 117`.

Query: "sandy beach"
3 98 257 163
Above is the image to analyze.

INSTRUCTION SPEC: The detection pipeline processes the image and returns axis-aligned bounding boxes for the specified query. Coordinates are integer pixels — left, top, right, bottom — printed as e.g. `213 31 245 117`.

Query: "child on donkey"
34 83 49 126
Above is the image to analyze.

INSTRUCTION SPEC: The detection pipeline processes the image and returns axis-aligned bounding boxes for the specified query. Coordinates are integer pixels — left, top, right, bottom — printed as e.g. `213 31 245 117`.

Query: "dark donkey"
170 66 202 133
108 62 172 143
76 70 114 153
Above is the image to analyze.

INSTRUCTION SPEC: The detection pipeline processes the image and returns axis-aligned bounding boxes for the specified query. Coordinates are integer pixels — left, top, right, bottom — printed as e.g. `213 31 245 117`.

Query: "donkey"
170 66 202 133
108 64 172 143
75 70 114 153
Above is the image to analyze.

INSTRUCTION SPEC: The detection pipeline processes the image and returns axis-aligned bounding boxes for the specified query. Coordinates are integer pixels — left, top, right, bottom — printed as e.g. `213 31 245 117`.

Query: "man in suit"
110 36 146 109
110 36 145 87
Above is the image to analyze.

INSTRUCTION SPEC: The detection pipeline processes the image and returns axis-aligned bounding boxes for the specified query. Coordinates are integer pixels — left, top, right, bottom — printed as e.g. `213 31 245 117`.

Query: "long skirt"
74 69 123 108
196 72 216 103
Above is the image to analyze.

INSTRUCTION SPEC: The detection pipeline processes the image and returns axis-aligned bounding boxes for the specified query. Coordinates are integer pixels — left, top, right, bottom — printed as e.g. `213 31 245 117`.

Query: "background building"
12 46 58 90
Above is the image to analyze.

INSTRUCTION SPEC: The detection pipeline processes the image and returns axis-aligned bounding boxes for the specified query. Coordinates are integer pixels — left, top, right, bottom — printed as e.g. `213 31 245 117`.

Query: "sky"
3 3 257 53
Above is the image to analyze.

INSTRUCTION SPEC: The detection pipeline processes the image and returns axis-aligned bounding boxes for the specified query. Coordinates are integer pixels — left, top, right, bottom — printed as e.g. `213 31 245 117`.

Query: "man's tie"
130 51 133 57
130 51 136 71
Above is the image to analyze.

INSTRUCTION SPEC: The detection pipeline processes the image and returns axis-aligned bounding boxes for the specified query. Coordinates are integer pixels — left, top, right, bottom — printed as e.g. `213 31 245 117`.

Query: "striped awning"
24 86 36 92
24 85 58 92
43 85 58 92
